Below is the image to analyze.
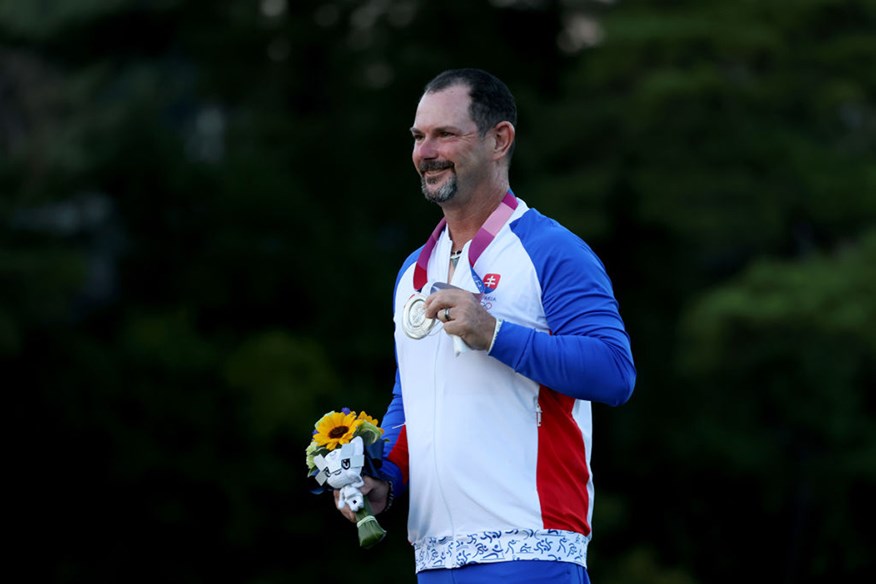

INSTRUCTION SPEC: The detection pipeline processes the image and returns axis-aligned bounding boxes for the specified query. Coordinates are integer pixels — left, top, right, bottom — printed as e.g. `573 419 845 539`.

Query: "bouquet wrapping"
305 408 388 548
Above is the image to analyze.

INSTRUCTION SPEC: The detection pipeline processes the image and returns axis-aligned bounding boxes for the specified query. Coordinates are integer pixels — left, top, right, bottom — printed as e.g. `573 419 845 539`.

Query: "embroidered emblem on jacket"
482 273 501 293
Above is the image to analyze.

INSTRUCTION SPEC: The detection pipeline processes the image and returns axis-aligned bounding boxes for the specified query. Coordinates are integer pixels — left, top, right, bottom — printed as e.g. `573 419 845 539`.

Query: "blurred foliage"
674 230 876 580
2 0 874 582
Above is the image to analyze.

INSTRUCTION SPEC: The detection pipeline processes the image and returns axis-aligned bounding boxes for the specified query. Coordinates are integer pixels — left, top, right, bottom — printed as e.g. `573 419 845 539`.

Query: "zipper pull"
535 402 542 427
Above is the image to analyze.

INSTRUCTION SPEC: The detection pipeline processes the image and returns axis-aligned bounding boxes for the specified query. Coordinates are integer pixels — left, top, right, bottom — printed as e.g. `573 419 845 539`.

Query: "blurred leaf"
225 330 341 438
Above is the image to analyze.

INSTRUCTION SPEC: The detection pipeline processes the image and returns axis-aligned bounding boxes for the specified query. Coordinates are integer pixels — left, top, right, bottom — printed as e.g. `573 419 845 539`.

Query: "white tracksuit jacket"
379 195 636 573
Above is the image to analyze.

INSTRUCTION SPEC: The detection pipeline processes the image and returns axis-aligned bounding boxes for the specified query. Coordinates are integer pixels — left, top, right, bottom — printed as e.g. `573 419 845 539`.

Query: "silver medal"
402 293 435 339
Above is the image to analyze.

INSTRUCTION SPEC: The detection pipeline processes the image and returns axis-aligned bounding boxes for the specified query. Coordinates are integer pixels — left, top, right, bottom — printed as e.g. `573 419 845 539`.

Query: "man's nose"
415 137 438 159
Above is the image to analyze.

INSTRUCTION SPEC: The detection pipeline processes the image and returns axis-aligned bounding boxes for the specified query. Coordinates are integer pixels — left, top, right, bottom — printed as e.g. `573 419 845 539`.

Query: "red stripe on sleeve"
387 424 410 485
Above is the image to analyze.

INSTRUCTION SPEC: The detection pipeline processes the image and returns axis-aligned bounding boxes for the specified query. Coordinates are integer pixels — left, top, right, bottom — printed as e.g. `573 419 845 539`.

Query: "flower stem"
355 498 387 549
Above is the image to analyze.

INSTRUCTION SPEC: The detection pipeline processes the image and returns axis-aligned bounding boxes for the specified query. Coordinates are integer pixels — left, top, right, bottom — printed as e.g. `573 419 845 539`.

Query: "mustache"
419 161 454 173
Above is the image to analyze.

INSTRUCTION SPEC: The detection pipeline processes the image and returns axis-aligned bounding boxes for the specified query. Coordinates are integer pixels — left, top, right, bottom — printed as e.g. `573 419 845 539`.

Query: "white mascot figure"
313 435 366 512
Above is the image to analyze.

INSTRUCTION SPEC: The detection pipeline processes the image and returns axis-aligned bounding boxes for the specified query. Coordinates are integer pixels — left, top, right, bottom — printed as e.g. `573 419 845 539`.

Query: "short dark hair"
424 68 517 159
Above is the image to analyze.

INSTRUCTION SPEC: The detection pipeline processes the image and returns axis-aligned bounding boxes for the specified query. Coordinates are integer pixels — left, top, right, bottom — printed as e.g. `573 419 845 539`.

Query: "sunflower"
356 411 381 427
312 409 364 451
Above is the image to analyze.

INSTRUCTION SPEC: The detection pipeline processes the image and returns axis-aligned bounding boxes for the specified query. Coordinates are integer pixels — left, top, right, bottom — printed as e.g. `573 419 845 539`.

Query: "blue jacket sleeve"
375 249 419 494
377 369 406 494
489 217 636 406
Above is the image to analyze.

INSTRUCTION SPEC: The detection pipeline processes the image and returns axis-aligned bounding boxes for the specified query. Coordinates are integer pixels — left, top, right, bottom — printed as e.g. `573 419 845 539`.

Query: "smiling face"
410 85 494 205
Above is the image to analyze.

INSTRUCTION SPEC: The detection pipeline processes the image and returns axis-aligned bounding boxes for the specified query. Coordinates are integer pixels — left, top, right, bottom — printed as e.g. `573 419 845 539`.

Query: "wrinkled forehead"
412 85 475 132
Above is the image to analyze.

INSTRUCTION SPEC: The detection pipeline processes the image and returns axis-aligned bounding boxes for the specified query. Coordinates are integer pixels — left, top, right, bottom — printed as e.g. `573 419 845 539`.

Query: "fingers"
424 289 474 320
363 477 390 515
424 290 495 350
333 490 352 522
334 476 386 522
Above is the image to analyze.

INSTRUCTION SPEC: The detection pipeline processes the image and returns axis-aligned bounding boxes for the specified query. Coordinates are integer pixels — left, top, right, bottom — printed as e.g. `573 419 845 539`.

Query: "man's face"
410 85 489 204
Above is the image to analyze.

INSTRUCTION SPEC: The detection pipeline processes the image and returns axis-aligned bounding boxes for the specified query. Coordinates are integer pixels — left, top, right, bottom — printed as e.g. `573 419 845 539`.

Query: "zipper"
535 398 542 427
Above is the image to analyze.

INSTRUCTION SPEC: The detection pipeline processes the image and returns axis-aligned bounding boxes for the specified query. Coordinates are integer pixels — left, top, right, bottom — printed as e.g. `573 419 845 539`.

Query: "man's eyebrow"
410 125 460 134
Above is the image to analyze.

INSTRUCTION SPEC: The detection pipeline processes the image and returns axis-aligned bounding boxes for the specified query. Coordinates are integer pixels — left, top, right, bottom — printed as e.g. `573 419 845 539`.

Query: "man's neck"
443 184 510 250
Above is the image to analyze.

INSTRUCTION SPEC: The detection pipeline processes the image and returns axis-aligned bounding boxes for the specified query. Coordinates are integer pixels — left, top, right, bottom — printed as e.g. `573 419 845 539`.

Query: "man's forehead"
412 86 474 130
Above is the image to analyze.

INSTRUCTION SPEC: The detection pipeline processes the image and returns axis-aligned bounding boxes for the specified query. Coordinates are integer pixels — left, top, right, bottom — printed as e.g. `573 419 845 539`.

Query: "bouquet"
306 408 388 548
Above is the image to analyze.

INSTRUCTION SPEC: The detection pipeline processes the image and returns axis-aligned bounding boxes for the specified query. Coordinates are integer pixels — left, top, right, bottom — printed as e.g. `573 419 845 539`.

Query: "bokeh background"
3 0 875 582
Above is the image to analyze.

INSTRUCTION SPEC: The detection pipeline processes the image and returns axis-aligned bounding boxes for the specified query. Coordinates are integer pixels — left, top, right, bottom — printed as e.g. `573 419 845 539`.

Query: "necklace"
449 249 463 268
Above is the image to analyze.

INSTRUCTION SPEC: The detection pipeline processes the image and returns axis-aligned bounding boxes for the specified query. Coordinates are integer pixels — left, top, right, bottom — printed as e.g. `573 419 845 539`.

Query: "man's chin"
420 174 457 203
423 188 455 204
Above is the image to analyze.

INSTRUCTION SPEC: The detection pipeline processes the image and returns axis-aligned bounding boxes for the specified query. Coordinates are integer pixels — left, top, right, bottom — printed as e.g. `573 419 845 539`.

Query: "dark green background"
3 0 874 582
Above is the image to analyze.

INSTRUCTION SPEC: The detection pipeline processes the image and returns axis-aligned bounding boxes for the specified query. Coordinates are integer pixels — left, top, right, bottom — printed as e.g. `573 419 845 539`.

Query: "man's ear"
492 121 515 160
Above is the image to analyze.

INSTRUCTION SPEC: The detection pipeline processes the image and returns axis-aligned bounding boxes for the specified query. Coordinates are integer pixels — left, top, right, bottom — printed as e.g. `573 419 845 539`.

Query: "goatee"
421 173 457 204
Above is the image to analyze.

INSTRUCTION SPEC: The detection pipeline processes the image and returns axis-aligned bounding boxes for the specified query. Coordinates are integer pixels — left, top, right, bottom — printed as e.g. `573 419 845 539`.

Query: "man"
337 68 636 584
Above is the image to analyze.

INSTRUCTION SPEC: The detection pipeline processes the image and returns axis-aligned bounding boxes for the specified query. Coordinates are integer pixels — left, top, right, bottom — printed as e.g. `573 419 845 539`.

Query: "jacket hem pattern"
413 528 589 572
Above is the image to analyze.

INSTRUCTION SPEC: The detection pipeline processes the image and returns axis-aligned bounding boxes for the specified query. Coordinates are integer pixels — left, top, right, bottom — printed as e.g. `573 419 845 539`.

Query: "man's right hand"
334 475 391 522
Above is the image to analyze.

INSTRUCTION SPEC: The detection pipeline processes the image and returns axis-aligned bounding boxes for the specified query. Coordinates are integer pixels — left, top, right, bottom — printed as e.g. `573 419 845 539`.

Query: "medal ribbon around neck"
413 190 518 293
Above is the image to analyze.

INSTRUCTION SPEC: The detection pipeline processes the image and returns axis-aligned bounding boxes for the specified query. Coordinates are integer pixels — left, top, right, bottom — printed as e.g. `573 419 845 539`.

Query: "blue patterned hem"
413 529 589 572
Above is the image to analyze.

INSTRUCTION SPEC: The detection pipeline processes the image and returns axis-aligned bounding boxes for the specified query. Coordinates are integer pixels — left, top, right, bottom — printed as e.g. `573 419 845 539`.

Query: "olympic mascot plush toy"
313 435 366 512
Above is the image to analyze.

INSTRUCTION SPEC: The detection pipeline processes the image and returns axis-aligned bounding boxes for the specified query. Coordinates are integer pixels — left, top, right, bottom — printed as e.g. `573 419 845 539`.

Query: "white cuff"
487 318 503 354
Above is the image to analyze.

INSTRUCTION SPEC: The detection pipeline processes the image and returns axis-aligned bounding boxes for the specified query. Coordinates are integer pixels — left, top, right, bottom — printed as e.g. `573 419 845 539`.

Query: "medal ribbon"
413 190 518 292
